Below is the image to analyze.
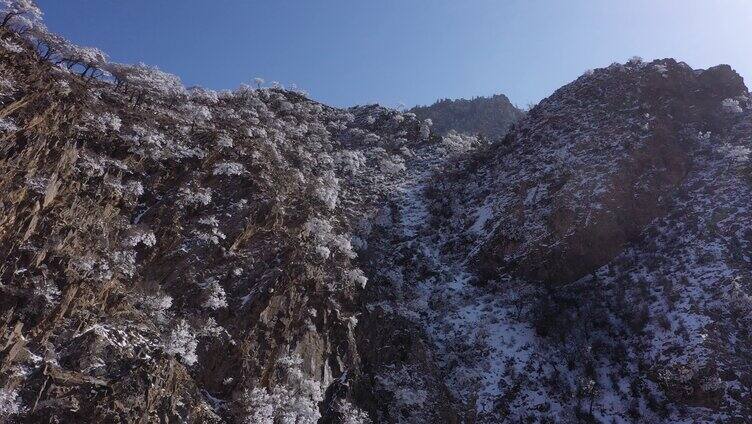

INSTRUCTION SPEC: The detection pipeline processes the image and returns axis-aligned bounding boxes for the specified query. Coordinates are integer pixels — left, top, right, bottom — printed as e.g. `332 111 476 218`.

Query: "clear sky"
36 0 752 109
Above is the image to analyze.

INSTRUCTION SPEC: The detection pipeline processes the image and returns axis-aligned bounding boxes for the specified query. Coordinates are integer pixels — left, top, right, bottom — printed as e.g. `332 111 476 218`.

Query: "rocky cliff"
0 12 751 424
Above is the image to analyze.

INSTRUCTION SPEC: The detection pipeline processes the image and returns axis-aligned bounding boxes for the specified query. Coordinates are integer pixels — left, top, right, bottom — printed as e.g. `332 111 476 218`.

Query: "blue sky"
37 0 752 109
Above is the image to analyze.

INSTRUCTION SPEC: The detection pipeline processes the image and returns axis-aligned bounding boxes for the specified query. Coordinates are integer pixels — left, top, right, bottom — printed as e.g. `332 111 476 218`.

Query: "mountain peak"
410 93 524 140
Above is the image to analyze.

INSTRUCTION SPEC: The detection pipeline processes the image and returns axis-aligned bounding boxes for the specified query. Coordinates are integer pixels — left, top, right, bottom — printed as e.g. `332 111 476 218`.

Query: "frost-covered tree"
0 0 41 30
104 62 187 102
125 124 204 160
627 55 644 65
22 23 107 77
60 44 107 76
189 86 219 104
26 25 63 60
184 102 213 127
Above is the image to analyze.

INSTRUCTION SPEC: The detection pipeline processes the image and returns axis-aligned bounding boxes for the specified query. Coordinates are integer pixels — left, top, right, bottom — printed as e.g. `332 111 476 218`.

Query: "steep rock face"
410 94 523 140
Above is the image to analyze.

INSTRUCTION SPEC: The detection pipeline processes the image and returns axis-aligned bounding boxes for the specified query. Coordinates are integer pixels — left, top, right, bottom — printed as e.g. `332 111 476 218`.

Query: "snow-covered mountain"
1 4 751 424
361 59 752 423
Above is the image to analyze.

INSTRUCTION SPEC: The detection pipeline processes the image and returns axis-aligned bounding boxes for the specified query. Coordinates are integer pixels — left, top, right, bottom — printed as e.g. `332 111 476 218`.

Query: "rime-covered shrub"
93 112 121 132
240 355 323 424
0 37 22 52
627 55 644 65
184 102 213 124
314 170 339 209
216 134 234 148
719 143 751 163
0 388 25 417
164 319 198 366
139 292 173 323
111 250 136 278
346 269 368 288
0 75 16 97
189 86 219 104
193 216 227 245
375 366 428 407
202 279 228 310
653 63 668 76
314 245 331 259
363 132 380 144
105 62 187 98
379 154 406 175
33 277 61 304
335 150 366 174
303 217 357 261
440 130 479 154
337 400 371 424
722 98 743 114
0 117 19 133
180 186 212 206
0 0 42 31
419 118 432 140
127 125 204 160
122 228 156 248
304 218 333 244
213 162 246 176
331 234 357 259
